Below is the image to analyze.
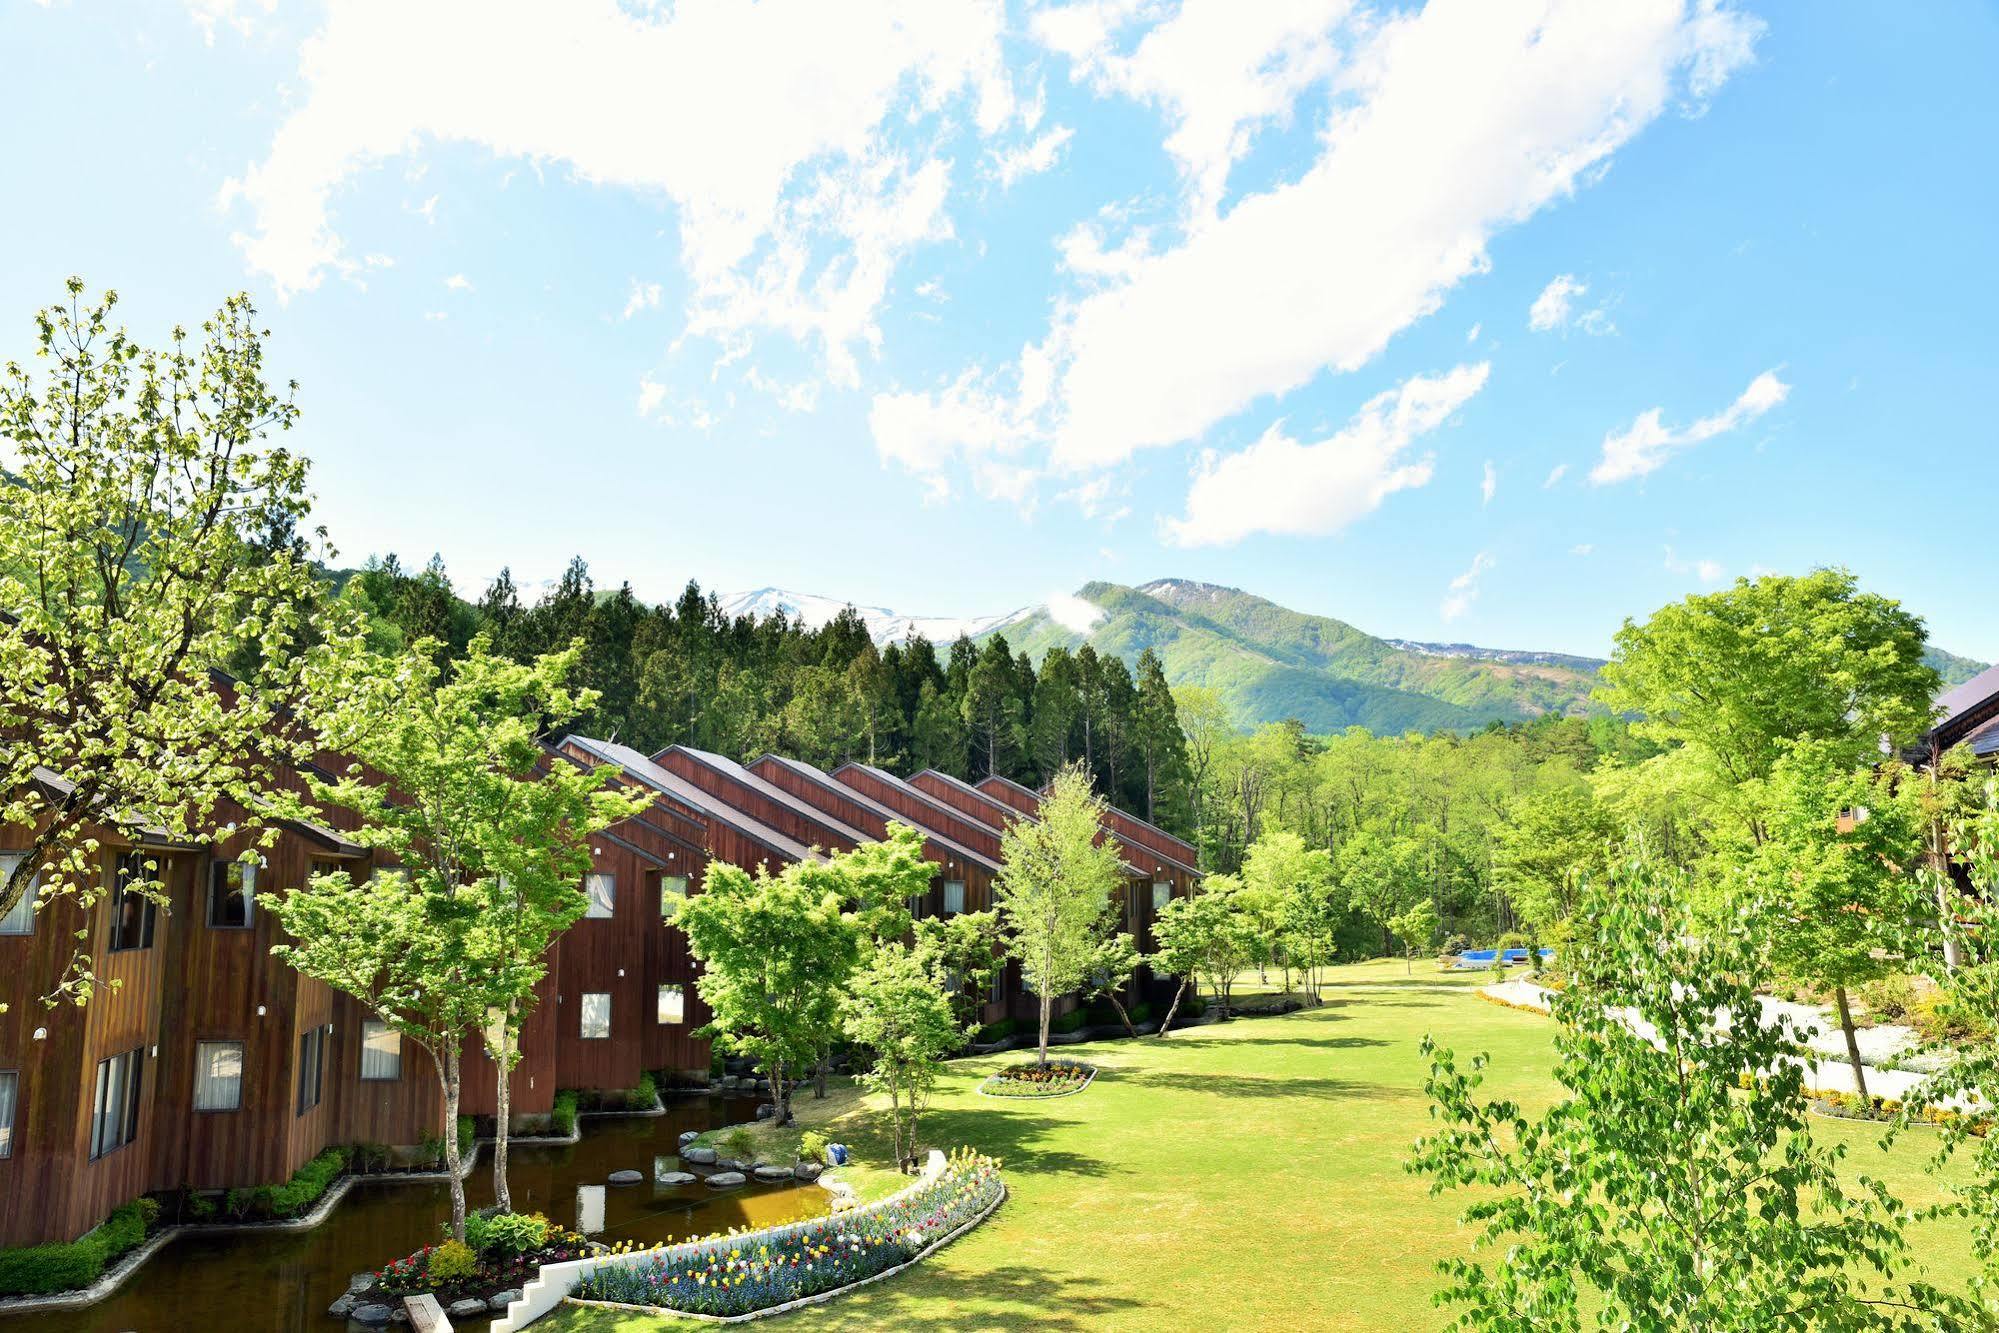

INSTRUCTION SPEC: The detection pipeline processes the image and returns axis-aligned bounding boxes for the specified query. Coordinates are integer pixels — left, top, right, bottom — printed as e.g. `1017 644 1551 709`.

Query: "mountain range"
720 579 1988 736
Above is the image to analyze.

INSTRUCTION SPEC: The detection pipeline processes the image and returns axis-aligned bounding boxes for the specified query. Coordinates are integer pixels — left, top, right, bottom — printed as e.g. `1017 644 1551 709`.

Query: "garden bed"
977 1059 1097 1099
368 1210 593 1314
563 1151 1003 1322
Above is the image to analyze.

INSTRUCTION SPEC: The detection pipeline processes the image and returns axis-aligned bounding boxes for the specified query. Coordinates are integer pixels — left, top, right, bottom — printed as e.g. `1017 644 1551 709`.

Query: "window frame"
0 1069 17 1159
108 852 158 953
657 983 685 1026
578 991 612 1040
584 872 616 920
296 1025 327 1116
1151 880 1172 914
359 1021 402 1082
207 858 258 930
0 854 37 936
192 1040 245 1113
89 1048 144 1160
942 880 966 915
659 875 689 918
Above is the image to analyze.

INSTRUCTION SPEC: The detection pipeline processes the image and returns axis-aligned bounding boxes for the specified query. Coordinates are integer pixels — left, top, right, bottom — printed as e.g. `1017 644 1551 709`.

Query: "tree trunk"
814 1043 829 1100
1833 985 1870 1104
1106 988 1137 1038
1038 990 1052 1068
772 1057 791 1126
493 1020 514 1214
1157 978 1189 1037
440 1044 468 1242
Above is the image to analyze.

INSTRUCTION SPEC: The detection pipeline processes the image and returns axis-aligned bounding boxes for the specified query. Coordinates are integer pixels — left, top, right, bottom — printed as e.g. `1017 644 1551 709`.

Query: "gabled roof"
562 735 820 865
975 772 1202 875
754 754 1000 875
659 745 871 848
1934 665 1999 749
909 768 1150 879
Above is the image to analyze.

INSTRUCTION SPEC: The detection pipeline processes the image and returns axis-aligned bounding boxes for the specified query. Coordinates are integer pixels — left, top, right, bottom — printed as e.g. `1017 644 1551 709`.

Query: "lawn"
541 959 1975 1332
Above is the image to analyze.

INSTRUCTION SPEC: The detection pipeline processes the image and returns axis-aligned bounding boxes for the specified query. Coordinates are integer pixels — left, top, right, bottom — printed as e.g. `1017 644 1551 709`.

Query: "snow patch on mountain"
716 587 1033 646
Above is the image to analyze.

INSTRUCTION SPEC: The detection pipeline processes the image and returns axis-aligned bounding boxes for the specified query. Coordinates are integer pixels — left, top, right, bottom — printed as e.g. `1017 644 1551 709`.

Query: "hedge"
0 1197 159 1296
552 1090 579 1138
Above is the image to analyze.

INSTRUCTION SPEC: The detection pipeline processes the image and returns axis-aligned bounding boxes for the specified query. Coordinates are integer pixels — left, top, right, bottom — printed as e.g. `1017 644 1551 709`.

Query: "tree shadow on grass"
836 1262 1148 1331
1152 1033 1390 1052
1117 1068 1401 1101
918 1105 1119 1180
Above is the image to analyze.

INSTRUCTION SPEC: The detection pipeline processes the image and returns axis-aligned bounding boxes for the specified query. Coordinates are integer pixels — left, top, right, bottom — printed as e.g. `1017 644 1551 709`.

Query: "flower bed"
571 1150 1003 1318
377 1211 590 1307
978 1060 1096 1099
1808 1089 1993 1136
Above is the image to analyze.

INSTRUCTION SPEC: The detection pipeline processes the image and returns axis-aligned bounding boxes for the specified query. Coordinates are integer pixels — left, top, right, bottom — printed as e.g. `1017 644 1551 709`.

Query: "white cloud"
1480 459 1497 506
1527 273 1612 333
1542 462 1569 488
1570 542 1594 556
1466 322 1481 343
637 376 669 418
1164 362 1488 547
1028 0 1760 473
1057 474 1131 524
1047 591 1108 634
185 0 274 46
222 0 1016 381
1034 0 1348 222
1590 369 1789 484
990 124 1075 188
444 273 473 292
1440 550 1495 621
621 280 664 320
1664 544 1725 584
413 194 440 224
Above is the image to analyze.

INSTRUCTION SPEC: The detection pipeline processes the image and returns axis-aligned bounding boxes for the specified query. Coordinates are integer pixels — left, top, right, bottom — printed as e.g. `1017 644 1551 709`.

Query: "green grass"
688 1082 907 1205
542 959 1975 1332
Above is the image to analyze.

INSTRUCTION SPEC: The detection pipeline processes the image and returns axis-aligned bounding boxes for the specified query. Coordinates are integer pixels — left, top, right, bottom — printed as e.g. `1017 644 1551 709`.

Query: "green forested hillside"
992 579 1603 733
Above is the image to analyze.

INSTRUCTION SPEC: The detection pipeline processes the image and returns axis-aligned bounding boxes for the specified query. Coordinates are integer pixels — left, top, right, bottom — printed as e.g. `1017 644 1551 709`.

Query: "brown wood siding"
654 749 864 855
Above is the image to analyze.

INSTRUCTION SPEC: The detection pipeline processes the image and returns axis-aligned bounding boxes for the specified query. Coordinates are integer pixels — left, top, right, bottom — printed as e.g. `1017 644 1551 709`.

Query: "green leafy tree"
1150 876 1258 1027
1598 569 1939 841
1411 858 1922 1331
1132 648 1190 829
1171 685 1231 864
0 280 349 1005
1491 786 1616 935
1388 898 1438 975
995 762 1125 1065
840 943 965 1167
677 855 863 1125
1080 931 1143 1036
1240 831 1335 997
912 908 1004 1031
1340 825 1426 956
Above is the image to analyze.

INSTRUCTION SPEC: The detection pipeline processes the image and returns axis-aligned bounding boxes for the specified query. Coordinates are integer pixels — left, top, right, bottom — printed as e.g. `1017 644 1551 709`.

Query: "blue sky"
2 0 1994 660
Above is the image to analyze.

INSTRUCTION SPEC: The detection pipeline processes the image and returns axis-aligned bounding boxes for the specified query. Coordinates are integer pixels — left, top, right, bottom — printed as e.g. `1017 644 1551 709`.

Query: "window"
659 875 688 918
579 992 611 1039
943 880 966 915
0 854 36 935
208 859 257 929
360 1021 402 1081
296 1026 326 1115
308 859 344 884
657 983 685 1025
989 963 1006 1006
584 873 616 919
193 1041 243 1111
0 1070 16 1158
89 1048 143 1159
109 853 158 953
1151 881 1171 913
907 892 929 921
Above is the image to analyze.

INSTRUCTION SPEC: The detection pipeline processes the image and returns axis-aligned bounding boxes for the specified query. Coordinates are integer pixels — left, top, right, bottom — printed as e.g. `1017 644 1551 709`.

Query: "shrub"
259 1147 348 1217
428 1239 477 1283
722 1127 756 1161
631 1072 659 1108
799 1131 829 1165
1856 974 1918 1024
481 1212 548 1256
1049 1009 1091 1035
0 1198 159 1296
348 1141 392 1174
974 1017 1023 1043
552 1090 580 1138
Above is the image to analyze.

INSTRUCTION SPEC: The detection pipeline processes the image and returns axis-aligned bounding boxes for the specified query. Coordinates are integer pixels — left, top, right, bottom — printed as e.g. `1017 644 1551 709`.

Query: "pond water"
4 1097 826 1333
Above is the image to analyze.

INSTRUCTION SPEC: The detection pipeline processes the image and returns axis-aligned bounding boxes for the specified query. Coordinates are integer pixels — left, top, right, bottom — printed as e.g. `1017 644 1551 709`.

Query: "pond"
3 1097 827 1332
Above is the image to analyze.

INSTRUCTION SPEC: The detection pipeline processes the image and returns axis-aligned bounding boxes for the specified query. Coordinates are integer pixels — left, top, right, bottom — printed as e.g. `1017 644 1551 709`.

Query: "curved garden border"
492 1150 1004 1330
976 1061 1098 1100
0 1091 678 1317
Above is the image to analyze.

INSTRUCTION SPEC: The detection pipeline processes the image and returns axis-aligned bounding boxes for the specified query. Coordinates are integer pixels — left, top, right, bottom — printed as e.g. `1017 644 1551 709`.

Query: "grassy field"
542 959 1974 1332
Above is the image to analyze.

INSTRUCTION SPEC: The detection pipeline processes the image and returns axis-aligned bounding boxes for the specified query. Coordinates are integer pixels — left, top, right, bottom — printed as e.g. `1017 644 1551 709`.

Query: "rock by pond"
349 1303 394 1327
752 1164 792 1182
793 1163 823 1181
488 1289 521 1312
682 1146 718 1165
655 1171 697 1187
678 1130 700 1148
706 1171 747 1189
607 1169 644 1186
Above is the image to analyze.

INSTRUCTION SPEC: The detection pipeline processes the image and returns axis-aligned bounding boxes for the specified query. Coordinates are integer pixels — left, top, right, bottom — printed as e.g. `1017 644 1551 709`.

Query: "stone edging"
0 1091 672 1316
554 1175 1007 1325
975 1062 1098 1101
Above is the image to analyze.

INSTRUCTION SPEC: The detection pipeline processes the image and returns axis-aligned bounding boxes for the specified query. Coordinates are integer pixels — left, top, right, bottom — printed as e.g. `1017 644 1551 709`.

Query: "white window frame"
579 991 612 1040
193 1041 244 1112
0 855 37 935
208 858 258 929
1151 880 1172 913
657 983 685 1025
584 873 616 920
360 1021 402 1081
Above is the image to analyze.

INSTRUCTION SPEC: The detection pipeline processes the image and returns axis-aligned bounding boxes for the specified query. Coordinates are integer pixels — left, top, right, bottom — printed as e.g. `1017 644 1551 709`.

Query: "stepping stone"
655 1171 697 1187
706 1171 746 1189
488 1290 521 1312
752 1164 791 1182
350 1304 394 1327
793 1162 823 1181
608 1169 644 1186
448 1298 488 1319
327 1293 358 1318
717 1157 749 1172
678 1130 700 1148
681 1147 718 1165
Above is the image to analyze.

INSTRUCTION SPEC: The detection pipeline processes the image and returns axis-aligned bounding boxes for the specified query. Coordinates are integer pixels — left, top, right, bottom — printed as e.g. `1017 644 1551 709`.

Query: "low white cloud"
1591 369 1789 484
990 124 1075 188
1466 322 1481 343
1046 591 1107 634
1057 474 1131 524
1527 273 1611 334
1664 544 1725 584
1164 362 1488 547
1569 542 1594 556
444 273 473 292
1440 550 1495 621
637 376 669 418
185 0 274 46
621 280 664 320
1543 462 1569 488
1480 460 1497 507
